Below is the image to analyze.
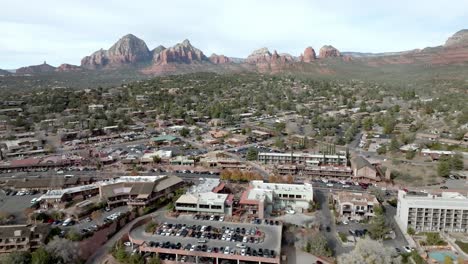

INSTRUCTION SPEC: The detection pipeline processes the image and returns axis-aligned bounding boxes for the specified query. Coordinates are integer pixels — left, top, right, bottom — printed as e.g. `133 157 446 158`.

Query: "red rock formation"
81 34 151 69
16 61 56 74
106 34 151 65
209 54 230 64
81 49 109 69
56 63 82 72
319 45 341 58
155 39 208 65
301 47 316 62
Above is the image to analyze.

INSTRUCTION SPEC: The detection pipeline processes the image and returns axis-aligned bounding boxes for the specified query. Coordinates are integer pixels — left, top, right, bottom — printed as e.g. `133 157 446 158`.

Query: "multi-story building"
277 164 353 179
0 224 50 254
258 152 347 166
175 178 233 215
396 190 468 233
333 192 379 221
99 175 184 208
240 181 313 218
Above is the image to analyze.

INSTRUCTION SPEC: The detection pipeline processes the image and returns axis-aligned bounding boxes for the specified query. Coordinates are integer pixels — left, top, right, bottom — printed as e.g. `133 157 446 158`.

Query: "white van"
62 218 73 226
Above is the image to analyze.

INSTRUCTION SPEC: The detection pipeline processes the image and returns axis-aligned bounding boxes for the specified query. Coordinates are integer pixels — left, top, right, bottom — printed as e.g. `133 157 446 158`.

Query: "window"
295 195 302 199
199 204 210 209
211 205 222 210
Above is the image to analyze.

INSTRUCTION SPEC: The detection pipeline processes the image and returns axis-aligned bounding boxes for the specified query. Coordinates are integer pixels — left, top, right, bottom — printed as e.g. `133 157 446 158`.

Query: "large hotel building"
258 152 347 166
396 190 468 233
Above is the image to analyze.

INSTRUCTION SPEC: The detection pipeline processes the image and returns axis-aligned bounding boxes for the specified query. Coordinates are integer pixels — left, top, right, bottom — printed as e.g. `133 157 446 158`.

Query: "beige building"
350 156 381 181
333 192 379 221
99 175 184 208
0 225 50 254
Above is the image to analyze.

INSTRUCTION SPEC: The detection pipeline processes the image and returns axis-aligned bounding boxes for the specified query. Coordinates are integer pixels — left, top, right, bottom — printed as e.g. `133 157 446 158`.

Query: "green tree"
0 251 31 264
31 247 52 264
362 117 373 131
450 154 464 171
274 137 285 149
246 147 259 161
405 150 416 160
407 227 416 236
377 145 387 155
437 160 451 177
179 127 190 137
152 155 161 164
128 253 144 264
369 206 389 240
147 255 161 264
304 233 332 257
389 137 400 152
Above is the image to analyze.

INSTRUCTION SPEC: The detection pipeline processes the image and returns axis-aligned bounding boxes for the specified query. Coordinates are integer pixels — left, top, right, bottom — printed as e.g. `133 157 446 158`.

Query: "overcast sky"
1 0 467 69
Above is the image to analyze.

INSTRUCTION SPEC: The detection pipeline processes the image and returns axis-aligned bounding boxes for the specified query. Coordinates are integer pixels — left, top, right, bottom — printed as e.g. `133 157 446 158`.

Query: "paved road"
85 209 164 264
313 189 350 256
71 206 130 232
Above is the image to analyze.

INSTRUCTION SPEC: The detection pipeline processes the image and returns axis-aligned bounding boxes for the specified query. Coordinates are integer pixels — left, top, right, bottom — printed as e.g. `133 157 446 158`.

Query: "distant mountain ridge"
7 29 468 76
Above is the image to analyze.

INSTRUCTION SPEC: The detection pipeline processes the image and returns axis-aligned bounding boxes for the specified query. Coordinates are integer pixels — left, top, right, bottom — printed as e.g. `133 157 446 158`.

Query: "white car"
219 216 224 222
326 183 334 187
286 209 295 214
224 246 230 254
124 242 132 247
342 220 349 225
403 246 413 253
241 249 246 256
236 243 246 249
209 215 215 221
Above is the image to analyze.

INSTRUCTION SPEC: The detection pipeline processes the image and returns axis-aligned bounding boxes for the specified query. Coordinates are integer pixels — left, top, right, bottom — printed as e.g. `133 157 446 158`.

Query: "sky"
1 0 467 69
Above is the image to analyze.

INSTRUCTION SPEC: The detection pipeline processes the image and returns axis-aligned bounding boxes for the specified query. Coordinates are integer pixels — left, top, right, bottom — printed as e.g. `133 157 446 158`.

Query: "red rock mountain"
319 45 341 58
209 54 230 64
154 39 208 65
56 63 82 72
81 34 151 69
300 47 317 62
245 48 296 72
151 45 166 62
445 29 468 47
16 62 56 74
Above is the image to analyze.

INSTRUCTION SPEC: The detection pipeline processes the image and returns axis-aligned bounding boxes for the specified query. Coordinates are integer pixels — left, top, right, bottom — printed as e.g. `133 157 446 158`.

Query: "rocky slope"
319 45 341 58
16 62 56 74
445 29 468 47
300 47 317 62
56 63 82 72
209 54 230 64
154 39 208 65
81 34 151 69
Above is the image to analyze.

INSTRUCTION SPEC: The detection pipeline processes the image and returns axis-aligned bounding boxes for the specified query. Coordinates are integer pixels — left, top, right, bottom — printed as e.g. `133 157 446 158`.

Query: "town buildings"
350 156 382 182
175 178 233 215
240 180 313 218
99 175 184 208
258 152 347 166
0 224 50 254
333 192 379 221
396 190 468 233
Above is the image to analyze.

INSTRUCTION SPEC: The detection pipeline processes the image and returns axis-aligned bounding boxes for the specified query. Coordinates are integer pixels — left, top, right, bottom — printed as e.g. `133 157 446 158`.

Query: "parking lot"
130 213 282 260
0 189 42 223
68 206 130 234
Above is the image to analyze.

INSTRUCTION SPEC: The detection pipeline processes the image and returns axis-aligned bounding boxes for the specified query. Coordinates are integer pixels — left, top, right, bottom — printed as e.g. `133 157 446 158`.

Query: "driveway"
314 189 351 256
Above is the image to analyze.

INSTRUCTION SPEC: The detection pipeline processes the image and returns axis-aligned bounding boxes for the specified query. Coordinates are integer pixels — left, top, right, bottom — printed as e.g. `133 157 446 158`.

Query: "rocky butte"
81 34 151 69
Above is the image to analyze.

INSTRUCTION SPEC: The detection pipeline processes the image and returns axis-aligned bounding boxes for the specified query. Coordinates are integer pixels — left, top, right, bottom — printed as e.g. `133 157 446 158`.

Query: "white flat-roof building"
240 180 313 218
175 178 233 215
258 152 347 166
396 190 468 233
